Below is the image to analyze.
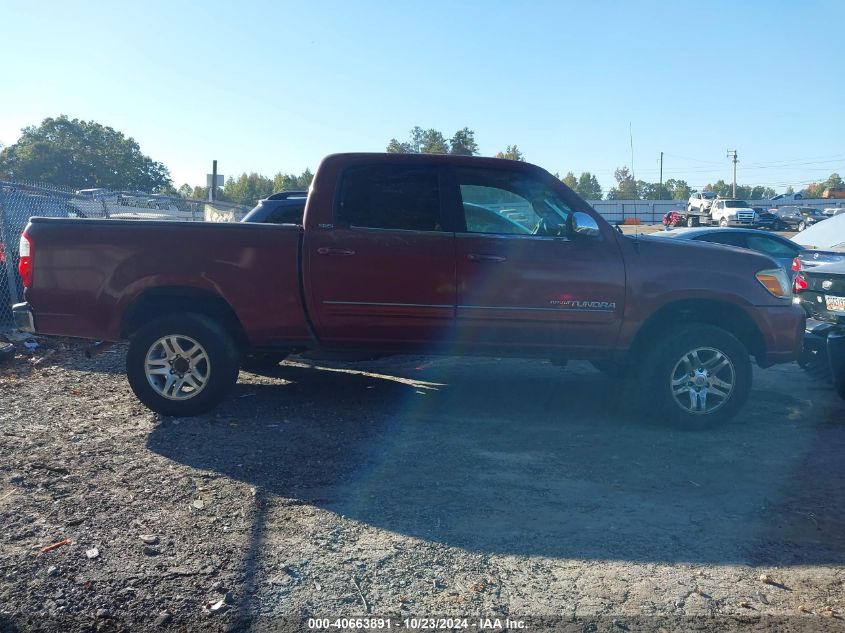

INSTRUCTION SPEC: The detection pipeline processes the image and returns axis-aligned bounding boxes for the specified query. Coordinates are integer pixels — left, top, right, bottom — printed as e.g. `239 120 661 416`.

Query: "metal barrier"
0 182 250 329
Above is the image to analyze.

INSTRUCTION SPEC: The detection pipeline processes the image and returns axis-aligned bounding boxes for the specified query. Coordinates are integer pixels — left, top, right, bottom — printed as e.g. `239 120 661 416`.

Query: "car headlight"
756 268 791 299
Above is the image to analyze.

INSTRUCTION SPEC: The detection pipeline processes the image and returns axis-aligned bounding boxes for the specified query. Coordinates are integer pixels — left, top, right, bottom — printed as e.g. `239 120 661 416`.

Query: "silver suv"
688 191 717 215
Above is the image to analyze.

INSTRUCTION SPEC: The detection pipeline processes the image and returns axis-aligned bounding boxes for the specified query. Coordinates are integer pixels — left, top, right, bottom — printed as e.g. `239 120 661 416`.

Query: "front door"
450 165 626 356
305 163 456 348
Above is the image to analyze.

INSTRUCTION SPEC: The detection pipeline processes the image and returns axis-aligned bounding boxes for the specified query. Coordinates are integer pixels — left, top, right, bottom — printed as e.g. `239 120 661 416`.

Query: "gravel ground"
1 336 844 633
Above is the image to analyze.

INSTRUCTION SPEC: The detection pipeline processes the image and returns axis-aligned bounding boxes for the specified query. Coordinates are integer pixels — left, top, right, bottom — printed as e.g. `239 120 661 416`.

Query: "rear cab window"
335 164 444 232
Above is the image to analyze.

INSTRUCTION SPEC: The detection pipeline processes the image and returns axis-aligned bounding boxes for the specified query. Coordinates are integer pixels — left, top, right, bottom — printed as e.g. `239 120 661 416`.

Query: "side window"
454 167 573 237
696 233 746 248
746 236 797 257
336 165 442 231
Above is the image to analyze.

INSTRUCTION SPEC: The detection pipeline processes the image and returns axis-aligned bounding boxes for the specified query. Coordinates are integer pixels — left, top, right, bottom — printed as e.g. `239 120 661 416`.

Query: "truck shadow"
147 357 845 566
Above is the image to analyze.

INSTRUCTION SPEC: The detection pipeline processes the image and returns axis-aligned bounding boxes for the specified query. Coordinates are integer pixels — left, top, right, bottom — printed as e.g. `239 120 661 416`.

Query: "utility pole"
209 160 218 202
727 149 738 198
659 151 663 200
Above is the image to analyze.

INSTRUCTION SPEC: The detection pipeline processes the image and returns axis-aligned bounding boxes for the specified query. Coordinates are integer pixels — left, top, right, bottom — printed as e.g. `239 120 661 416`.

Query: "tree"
803 173 842 198
449 128 479 155
420 129 449 154
704 180 733 197
223 172 275 206
606 166 639 200
178 184 194 198
576 172 602 200
748 185 776 200
664 179 692 201
386 138 410 153
561 171 578 190
495 145 525 161
0 115 171 191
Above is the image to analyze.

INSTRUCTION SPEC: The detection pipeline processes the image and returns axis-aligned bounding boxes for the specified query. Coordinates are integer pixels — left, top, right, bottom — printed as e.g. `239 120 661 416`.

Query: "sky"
1 0 844 194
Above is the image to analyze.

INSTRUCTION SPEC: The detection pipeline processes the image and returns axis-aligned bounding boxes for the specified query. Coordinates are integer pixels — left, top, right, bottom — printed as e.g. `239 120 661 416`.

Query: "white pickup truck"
710 199 758 227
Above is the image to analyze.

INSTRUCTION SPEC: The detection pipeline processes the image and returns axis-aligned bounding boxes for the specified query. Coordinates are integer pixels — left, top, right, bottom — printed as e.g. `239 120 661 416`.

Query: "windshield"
724 200 750 208
701 192 716 199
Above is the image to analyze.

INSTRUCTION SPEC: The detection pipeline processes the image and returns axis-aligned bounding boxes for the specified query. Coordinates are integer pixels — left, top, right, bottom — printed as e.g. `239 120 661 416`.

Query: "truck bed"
24 218 311 346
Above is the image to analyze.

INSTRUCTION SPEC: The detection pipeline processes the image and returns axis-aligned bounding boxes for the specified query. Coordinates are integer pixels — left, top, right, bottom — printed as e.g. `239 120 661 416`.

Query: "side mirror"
570 212 601 238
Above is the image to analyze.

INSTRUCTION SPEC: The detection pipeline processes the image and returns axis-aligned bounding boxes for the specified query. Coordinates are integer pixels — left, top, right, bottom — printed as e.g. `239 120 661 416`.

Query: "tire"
798 221 806 231
719 218 728 227
686 215 695 228
126 313 239 416
639 324 752 429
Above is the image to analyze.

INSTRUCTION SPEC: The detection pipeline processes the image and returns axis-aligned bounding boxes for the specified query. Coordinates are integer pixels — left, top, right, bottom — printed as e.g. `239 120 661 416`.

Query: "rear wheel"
127 313 239 416
639 325 751 429
686 215 698 228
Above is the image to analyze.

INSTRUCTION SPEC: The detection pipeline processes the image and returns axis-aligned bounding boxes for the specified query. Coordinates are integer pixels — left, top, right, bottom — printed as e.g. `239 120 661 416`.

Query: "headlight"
756 268 791 299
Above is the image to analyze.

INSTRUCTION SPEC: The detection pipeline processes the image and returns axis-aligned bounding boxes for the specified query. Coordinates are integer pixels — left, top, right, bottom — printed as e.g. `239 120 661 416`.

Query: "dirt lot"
1 338 844 632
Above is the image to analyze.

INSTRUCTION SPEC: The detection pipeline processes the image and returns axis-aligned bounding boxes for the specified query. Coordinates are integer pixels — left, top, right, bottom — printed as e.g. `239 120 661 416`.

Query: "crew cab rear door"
449 164 626 354
304 163 456 347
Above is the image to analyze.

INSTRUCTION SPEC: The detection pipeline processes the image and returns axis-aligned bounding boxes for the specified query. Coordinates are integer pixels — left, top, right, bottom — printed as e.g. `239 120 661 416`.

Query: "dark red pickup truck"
14 153 804 426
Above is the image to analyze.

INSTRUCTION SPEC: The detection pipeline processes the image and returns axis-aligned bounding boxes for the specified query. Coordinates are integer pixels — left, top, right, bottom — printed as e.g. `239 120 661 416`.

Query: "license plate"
826 295 845 313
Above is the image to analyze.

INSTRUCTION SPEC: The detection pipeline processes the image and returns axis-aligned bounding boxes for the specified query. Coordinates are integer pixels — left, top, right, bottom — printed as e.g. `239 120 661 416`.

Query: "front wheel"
719 218 728 227
798 220 806 231
639 325 751 429
127 313 239 416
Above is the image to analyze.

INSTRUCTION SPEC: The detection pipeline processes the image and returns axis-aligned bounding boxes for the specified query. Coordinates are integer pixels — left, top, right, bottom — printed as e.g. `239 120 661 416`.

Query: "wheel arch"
627 299 764 362
120 287 248 348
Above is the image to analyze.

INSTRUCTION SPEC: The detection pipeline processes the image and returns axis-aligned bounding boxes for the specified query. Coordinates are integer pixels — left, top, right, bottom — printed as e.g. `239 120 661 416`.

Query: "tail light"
791 256 801 272
18 231 33 288
793 273 808 294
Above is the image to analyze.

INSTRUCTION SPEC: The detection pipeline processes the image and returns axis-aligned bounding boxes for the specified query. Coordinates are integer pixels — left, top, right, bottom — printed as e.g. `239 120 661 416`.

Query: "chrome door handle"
467 253 506 263
317 247 356 256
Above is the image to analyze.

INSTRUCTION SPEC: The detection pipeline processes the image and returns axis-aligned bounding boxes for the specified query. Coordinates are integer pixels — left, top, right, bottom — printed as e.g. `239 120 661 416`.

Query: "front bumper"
12 302 36 333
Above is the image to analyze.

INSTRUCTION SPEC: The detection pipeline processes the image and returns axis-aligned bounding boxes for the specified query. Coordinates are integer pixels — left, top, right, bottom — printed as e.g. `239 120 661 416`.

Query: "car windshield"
701 192 716 199
724 201 750 208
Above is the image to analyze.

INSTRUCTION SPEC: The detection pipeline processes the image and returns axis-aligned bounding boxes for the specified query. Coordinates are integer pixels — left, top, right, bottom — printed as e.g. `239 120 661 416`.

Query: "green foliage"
561 171 602 199
495 145 525 161
223 173 274 206
178 184 194 198
576 172 602 200
703 180 776 200
449 128 479 156
663 179 692 201
387 126 477 155
607 166 638 200
0 115 171 191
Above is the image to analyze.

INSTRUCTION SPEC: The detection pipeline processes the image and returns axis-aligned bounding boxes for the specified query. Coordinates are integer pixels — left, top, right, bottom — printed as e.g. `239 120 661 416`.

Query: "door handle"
467 253 507 263
317 247 356 256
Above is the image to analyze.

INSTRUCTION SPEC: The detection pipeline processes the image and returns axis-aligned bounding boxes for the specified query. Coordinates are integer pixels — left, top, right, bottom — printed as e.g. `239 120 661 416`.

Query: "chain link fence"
0 181 251 329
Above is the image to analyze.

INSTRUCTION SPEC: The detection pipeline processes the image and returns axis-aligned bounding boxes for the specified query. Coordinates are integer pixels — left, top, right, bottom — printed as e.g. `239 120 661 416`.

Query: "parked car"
792 211 845 269
686 191 717 225
710 199 757 227
651 226 802 277
13 152 804 427
771 205 826 231
795 261 845 400
241 191 308 224
823 207 845 218
822 186 845 199
770 192 804 202
752 208 782 230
